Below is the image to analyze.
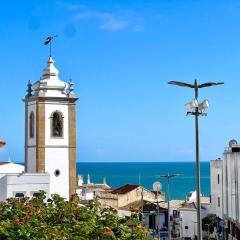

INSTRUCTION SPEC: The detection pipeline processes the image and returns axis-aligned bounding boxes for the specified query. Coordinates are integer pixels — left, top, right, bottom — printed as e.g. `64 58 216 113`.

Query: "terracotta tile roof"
110 184 139 194
0 162 9 166
77 183 110 190
0 141 6 148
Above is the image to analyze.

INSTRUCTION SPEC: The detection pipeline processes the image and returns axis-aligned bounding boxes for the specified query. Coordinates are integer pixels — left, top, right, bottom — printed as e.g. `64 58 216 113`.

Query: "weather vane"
44 35 58 57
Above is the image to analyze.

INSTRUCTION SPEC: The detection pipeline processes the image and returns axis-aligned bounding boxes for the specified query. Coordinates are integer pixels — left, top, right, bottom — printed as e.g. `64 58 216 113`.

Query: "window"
218 197 221 207
14 192 25 201
32 192 41 197
217 174 220 184
29 112 34 138
51 111 63 137
149 215 156 229
54 169 61 177
15 192 24 198
173 210 179 218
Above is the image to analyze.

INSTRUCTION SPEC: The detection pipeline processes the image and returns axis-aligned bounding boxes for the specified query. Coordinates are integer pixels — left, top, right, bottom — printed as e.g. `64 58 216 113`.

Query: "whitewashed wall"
210 159 223 219
223 151 240 223
0 173 50 201
45 148 69 199
180 209 197 239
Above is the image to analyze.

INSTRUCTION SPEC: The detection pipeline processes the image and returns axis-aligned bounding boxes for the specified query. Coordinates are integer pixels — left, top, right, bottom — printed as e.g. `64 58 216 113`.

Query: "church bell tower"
24 57 78 200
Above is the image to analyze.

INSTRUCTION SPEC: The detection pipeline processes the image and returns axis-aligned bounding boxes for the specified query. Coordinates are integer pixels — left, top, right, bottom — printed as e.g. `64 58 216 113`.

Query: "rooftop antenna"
44 35 58 57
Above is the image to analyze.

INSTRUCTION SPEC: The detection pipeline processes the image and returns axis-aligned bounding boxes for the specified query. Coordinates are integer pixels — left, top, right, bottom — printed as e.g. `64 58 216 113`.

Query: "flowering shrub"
0 192 149 239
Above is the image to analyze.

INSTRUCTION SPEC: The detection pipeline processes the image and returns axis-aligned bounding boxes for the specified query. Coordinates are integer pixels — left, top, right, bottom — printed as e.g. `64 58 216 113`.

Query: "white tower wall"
45 148 69 199
26 101 37 172
24 57 78 200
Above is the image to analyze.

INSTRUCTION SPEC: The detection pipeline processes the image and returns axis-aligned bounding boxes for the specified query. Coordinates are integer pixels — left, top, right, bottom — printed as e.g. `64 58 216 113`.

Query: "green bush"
0 192 149 240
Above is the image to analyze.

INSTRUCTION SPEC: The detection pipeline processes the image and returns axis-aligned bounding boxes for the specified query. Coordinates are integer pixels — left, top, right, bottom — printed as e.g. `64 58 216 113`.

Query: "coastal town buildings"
142 202 168 239
164 192 210 240
76 174 110 201
99 184 164 209
210 140 240 240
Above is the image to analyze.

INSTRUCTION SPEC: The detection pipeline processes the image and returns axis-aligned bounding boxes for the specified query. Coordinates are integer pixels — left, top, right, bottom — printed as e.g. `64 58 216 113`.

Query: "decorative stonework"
24 102 28 172
69 102 77 197
36 101 45 172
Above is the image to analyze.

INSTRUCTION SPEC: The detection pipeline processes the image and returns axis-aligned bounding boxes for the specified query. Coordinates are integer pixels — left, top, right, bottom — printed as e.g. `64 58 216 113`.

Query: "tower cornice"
23 96 78 103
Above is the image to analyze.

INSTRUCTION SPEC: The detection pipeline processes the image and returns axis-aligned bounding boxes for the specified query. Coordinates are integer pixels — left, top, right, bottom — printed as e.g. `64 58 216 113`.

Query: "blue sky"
0 0 239 162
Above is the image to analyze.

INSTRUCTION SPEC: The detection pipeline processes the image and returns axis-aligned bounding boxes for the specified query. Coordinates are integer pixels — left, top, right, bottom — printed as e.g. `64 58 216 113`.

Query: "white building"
179 202 198 239
24 56 78 200
210 158 223 219
76 174 110 201
210 139 240 239
166 192 210 240
0 172 50 201
0 161 24 173
222 140 240 239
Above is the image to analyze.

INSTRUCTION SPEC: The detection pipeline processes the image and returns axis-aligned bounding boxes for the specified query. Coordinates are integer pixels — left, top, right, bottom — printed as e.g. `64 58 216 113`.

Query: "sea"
76 162 210 200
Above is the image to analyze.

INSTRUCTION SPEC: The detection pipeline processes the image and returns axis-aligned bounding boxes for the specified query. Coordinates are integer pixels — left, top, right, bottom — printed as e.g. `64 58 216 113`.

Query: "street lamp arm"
198 82 224 88
168 81 195 88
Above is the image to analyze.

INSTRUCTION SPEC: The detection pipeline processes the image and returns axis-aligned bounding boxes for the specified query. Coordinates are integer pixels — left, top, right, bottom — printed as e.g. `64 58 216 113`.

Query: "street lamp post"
168 79 224 240
160 173 183 240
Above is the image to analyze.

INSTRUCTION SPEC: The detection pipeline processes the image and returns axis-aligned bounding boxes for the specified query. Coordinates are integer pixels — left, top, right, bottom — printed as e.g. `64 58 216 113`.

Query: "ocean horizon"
76 161 210 200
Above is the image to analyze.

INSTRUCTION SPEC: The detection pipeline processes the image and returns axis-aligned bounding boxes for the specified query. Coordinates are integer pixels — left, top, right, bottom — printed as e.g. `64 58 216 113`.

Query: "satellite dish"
229 139 237 147
153 181 162 192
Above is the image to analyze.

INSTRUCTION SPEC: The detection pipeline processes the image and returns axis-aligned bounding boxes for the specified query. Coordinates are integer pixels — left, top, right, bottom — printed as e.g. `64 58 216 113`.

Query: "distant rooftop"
111 184 139 194
0 162 9 165
77 183 110 190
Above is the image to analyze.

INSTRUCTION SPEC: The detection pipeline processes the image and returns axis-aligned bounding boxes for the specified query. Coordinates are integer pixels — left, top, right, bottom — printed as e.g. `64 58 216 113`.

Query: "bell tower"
24 57 78 200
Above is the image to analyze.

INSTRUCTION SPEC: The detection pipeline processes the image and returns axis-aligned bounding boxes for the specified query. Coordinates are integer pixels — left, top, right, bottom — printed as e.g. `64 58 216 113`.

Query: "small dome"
41 57 59 80
32 57 68 97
